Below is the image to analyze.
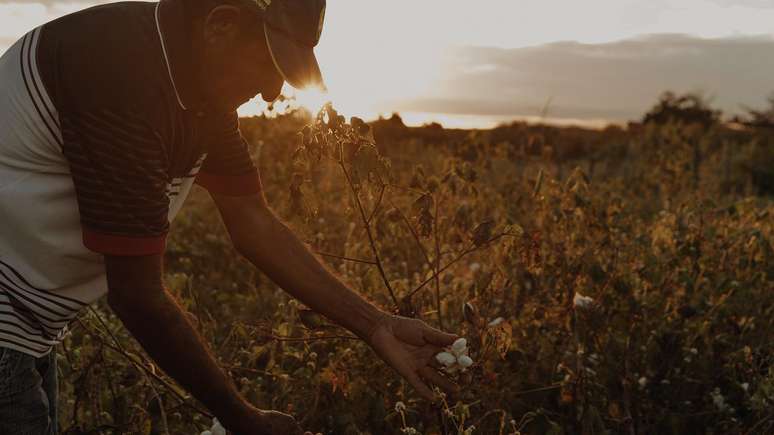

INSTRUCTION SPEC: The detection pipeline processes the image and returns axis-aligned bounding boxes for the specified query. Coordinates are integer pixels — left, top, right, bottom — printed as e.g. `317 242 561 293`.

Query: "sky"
2 0 774 128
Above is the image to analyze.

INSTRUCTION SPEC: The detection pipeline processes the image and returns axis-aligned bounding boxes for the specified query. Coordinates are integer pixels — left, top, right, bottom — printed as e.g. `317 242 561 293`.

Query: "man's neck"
156 0 211 114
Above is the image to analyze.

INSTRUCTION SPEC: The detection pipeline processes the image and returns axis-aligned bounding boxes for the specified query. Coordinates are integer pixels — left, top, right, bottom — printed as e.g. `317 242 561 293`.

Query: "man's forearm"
238 208 386 340
107 289 248 428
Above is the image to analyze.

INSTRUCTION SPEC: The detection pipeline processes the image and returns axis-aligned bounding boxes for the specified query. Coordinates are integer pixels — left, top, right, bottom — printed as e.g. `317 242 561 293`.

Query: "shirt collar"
155 0 209 114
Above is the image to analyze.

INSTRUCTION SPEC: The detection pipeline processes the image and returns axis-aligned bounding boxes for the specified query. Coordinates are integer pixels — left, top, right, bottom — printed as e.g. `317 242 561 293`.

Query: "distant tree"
371 113 409 145
741 92 774 128
642 91 721 127
386 113 405 127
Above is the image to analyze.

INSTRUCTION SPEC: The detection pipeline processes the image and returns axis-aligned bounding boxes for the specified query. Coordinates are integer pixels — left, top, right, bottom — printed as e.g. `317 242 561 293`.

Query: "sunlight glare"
290 87 331 117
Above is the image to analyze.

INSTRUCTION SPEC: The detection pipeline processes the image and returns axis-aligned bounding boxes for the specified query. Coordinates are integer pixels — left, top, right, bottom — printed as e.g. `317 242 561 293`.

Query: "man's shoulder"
37 1 174 115
41 1 159 52
43 1 157 34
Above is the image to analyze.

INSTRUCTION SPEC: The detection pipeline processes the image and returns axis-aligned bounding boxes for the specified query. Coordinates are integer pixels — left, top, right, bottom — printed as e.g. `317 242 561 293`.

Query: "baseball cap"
259 0 326 90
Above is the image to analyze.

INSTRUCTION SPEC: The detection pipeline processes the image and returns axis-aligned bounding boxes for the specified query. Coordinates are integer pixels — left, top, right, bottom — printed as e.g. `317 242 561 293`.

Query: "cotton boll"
573 293 594 308
488 317 504 327
211 418 226 435
436 352 456 367
711 388 728 412
452 338 467 351
458 355 473 368
451 338 467 355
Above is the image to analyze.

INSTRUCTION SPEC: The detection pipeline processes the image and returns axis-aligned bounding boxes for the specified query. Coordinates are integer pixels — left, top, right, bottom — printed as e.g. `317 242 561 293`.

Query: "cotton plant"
435 338 474 374
710 388 735 414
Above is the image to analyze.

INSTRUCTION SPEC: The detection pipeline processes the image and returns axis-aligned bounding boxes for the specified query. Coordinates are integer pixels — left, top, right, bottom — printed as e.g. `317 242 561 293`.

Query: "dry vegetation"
57 97 773 434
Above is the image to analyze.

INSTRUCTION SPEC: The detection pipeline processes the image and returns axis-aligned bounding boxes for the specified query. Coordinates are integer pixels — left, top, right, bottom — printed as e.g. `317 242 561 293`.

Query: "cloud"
3 1 773 124
386 34 774 121
706 0 774 8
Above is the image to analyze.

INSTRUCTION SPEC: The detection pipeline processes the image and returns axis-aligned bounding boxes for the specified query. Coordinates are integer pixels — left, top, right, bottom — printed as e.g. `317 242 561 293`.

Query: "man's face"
200 6 285 111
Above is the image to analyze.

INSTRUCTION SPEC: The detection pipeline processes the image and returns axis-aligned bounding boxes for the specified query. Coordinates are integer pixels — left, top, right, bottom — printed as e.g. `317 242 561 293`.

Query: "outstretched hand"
366 313 461 401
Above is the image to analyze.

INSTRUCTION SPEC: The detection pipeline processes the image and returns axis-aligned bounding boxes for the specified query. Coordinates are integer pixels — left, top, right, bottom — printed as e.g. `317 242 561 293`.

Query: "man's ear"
203 5 243 46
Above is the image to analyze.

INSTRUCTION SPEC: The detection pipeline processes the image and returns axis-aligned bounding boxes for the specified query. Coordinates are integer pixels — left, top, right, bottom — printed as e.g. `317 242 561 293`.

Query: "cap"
259 0 326 90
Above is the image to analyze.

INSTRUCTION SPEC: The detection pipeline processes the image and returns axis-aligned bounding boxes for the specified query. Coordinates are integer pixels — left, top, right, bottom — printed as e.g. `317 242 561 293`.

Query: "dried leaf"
471 220 495 247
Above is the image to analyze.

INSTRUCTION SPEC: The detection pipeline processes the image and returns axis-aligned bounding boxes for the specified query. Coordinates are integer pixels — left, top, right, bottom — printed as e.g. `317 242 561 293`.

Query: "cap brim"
264 24 325 91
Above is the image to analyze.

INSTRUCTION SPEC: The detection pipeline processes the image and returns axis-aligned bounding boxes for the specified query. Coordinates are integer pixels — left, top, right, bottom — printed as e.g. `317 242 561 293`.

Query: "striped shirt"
0 0 263 357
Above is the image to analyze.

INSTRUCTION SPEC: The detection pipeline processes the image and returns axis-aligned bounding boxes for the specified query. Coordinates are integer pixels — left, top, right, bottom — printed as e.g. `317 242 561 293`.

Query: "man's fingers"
419 366 460 395
419 345 447 370
400 365 435 401
422 324 459 346
422 345 444 361
428 353 445 370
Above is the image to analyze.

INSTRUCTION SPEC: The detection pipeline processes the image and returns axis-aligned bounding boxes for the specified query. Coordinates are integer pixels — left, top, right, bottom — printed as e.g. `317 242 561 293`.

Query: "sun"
290 87 332 117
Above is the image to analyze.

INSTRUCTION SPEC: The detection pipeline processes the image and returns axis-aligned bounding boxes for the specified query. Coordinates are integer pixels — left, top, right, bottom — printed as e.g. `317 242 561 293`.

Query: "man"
0 0 460 433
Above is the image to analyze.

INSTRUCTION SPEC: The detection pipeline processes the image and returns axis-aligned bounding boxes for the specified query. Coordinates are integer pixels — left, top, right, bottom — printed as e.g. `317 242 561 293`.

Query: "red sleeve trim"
195 171 263 196
83 230 167 256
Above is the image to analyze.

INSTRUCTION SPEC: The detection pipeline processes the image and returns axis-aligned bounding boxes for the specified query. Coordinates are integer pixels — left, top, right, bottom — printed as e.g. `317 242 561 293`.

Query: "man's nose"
261 81 283 102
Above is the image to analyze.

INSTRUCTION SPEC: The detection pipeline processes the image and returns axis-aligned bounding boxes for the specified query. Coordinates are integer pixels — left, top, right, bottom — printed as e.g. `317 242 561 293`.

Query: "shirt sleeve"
59 108 170 256
194 110 263 197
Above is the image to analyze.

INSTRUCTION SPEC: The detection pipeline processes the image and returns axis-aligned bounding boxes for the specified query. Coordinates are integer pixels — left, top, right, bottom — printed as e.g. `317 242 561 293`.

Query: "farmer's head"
191 0 326 111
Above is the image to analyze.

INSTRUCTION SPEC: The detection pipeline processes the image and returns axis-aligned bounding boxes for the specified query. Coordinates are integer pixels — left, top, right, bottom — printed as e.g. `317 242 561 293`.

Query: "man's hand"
210 194 459 401
366 314 461 401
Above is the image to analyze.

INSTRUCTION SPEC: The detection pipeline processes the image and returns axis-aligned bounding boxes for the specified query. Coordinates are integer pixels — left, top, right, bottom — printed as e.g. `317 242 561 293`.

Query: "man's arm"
210 191 387 340
211 191 461 401
104 254 287 434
